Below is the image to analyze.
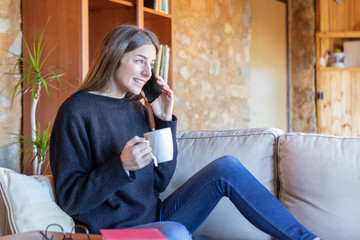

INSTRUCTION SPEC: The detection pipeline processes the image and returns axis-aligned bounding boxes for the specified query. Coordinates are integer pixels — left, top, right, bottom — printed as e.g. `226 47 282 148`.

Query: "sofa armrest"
160 128 284 240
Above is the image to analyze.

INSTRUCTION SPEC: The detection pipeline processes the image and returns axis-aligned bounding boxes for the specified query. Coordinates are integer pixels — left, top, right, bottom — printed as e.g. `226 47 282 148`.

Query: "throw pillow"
0 167 75 234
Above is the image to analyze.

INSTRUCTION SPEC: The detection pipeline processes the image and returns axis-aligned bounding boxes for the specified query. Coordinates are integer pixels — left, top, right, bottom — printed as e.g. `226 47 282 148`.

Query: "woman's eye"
135 59 143 64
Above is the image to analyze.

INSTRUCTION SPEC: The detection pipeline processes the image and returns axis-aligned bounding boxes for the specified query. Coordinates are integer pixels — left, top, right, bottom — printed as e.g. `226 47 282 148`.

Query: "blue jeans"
134 156 318 240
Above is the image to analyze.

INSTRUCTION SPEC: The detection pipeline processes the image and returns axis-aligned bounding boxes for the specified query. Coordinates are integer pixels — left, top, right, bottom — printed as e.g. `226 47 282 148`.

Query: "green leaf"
42 77 51 96
48 68 62 83
23 38 36 69
10 121 52 171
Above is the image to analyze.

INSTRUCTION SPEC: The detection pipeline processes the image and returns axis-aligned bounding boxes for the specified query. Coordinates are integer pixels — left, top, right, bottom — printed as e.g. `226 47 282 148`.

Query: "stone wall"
173 0 317 132
0 0 22 171
288 0 317 132
173 0 252 130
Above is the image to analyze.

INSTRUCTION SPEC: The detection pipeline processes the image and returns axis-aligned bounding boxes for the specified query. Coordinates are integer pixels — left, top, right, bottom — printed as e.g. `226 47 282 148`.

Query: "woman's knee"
212 155 246 174
216 155 239 164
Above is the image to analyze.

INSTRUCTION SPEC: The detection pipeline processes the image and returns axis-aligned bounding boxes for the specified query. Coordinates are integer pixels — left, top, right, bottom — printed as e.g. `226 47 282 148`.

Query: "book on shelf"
154 44 170 83
160 0 166 13
144 0 169 14
164 46 170 83
100 229 168 240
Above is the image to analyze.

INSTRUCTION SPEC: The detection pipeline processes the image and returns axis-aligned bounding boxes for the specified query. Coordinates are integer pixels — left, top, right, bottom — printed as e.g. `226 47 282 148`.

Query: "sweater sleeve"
153 115 178 192
50 106 134 216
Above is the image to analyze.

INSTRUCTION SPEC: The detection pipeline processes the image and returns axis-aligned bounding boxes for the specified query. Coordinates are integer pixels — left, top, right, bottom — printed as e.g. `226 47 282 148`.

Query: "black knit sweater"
50 91 177 233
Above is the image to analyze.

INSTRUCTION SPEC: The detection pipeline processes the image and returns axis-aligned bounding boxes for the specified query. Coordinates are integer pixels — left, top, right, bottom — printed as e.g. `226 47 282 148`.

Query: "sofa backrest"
277 133 360 240
160 128 284 240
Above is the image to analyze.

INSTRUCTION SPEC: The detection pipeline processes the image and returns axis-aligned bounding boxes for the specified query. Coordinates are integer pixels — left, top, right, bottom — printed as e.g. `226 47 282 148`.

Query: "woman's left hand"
142 74 174 121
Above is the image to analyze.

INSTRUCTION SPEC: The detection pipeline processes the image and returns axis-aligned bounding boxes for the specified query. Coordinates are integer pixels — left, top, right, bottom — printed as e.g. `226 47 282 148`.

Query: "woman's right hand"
120 136 153 171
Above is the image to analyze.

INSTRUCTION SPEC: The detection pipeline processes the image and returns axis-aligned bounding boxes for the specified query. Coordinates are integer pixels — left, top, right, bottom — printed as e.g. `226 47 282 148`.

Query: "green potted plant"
6 21 69 175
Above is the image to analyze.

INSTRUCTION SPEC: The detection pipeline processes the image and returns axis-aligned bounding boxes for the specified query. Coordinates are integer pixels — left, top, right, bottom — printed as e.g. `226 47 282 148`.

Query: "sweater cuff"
154 114 177 130
106 156 136 182
122 165 136 180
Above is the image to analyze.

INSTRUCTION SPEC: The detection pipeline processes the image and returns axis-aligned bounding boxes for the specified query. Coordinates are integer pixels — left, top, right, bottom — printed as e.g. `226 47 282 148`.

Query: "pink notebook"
100 229 168 240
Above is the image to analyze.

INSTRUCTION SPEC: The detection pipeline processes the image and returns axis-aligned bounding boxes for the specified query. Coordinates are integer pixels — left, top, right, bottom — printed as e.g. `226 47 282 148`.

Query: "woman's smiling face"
112 44 157 97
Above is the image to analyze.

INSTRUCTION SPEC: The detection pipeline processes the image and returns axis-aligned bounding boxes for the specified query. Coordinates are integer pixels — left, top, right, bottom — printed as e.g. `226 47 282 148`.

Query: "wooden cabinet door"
317 70 360 136
316 0 360 136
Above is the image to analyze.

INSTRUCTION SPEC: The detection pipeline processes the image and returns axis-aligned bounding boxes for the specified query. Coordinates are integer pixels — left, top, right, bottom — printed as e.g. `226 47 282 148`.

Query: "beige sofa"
1 128 360 240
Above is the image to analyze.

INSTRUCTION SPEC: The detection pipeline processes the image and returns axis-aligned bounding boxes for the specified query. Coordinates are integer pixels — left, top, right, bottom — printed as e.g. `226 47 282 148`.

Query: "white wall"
250 0 287 131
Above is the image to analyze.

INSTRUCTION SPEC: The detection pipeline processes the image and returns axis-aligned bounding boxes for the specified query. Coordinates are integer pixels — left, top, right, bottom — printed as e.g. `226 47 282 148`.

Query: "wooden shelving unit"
316 31 360 70
21 0 173 173
87 0 173 89
316 0 360 136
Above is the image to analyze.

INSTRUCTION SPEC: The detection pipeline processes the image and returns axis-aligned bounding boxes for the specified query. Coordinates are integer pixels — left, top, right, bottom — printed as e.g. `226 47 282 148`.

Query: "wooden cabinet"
21 0 173 173
316 0 360 136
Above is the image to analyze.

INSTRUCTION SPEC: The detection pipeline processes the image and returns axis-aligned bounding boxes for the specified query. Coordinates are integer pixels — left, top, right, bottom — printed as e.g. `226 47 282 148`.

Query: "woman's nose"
142 65 152 78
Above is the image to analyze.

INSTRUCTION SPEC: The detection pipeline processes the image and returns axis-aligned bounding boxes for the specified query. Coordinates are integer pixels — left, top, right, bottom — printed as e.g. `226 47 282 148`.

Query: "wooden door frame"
275 0 290 132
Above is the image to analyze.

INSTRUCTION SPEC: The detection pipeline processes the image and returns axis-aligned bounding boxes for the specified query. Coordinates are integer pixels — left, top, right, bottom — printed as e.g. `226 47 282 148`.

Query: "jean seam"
165 176 292 240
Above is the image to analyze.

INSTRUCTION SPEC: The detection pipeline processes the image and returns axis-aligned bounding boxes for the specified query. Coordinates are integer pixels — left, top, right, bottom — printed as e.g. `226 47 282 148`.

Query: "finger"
127 136 146 147
141 157 153 168
155 74 164 82
131 154 153 170
157 81 172 94
137 141 152 154
160 81 170 89
155 80 172 95
162 86 173 98
162 85 173 94
155 75 167 86
156 80 168 89
130 141 150 157
140 144 152 154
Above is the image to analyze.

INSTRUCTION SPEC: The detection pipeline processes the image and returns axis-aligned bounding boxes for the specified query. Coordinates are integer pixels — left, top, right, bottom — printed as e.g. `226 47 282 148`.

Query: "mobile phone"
142 71 163 103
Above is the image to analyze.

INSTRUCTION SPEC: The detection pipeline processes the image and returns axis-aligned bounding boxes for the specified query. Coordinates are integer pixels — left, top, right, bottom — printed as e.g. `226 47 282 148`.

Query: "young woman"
50 24 321 240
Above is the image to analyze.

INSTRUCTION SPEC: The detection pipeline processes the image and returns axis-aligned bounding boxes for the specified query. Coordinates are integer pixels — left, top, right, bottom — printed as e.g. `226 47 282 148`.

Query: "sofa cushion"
0 168 75 235
278 133 360 240
160 128 284 240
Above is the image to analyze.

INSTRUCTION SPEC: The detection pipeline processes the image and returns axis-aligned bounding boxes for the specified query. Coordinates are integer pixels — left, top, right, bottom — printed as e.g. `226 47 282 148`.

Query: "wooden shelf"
144 7 172 18
109 0 135 7
317 31 360 39
89 1 171 18
89 0 135 9
318 67 360 72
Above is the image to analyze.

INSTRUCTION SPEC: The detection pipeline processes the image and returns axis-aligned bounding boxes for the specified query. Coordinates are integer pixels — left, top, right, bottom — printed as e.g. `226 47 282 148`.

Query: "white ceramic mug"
144 127 173 166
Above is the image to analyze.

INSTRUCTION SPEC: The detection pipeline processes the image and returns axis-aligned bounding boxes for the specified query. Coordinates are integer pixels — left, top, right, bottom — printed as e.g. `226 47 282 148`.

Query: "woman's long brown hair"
78 25 159 98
